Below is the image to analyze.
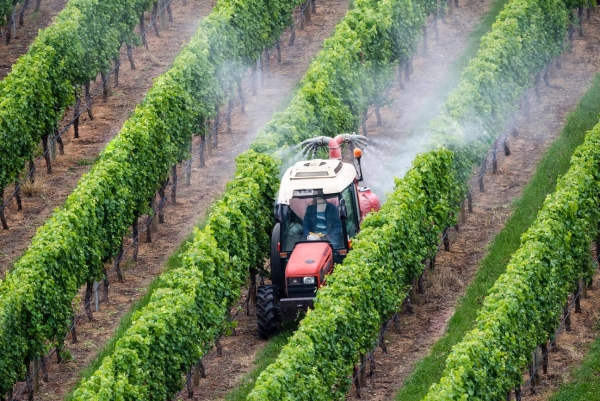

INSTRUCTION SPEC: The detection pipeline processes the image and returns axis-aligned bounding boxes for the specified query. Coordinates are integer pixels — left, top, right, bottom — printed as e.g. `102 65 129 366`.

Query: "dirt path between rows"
0 0 69 80
4 1 352 400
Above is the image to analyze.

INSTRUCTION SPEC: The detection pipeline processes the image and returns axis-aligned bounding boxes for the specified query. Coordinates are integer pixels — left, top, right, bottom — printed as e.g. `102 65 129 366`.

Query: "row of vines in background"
0 0 304 396
422 114 600 400
251 0 438 154
70 151 279 400
0 0 159 208
1 0 44 44
247 0 574 398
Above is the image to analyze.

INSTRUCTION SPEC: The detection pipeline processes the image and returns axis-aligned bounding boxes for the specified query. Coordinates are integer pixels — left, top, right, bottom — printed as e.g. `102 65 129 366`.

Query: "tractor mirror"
338 199 347 221
274 203 284 223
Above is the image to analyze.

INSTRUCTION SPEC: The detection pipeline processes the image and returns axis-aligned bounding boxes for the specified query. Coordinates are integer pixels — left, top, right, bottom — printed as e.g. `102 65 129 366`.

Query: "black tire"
270 223 284 291
256 285 280 339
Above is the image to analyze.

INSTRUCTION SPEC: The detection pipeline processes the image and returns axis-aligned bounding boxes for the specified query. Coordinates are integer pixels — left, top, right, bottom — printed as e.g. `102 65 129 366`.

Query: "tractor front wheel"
256 285 280 339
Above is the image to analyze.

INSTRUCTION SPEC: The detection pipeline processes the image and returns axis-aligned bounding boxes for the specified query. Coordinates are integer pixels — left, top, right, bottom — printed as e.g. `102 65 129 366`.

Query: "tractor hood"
286 242 333 279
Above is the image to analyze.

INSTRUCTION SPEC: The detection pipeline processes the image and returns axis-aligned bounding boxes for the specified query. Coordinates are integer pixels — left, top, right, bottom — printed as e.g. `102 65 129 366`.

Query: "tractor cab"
256 135 380 338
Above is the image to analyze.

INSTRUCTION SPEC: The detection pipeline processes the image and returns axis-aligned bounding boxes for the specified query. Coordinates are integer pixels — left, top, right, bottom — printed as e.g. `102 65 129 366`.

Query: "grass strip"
224 327 296 401
394 73 600 401
548 332 600 400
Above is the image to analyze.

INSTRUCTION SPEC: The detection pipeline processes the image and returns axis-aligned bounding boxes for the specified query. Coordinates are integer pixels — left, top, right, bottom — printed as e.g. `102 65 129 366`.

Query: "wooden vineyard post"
227 95 234 134
410 281 419 306
467 190 473 213
100 71 111 102
492 148 498 173
171 165 178 204
126 44 136 69
199 133 206 167
256 55 263 89
303 0 311 24
70 316 78 343
25 361 32 401
236 77 245 114
151 195 158 232
186 157 192 186
158 179 168 223
140 12 148 49
1 188 8 230
33 359 39 396
85 81 94 120
14 181 22 211
114 243 124 282
564 302 571 332
114 58 121 87
541 342 548 374
84 282 94 320
207 130 213 157
504 137 511 156
422 25 427 55
575 282 582 313
54 127 64 155
152 2 160 37
276 40 282 62
40 357 48 382
102 266 109 302
288 22 296 45
74 88 81 138
49 131 57 161
311 0 316 13
359 353 366 387
132 219 139 262
28 159 35 184
160 0 167 30
443 227 450 251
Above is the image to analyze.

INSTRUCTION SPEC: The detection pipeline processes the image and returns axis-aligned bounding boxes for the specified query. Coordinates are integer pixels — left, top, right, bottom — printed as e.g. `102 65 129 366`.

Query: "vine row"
247 0 570 398
422 108 600 401
0 0 302 395
70 150 279 400
0 0 162 194
251 0 438 154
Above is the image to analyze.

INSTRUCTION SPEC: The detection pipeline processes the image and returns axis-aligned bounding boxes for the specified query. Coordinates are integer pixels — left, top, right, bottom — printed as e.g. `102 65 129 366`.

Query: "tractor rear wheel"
256 285 280 339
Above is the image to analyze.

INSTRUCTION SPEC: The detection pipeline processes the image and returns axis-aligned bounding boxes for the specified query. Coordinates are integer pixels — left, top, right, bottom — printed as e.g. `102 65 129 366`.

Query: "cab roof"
277 159 358 204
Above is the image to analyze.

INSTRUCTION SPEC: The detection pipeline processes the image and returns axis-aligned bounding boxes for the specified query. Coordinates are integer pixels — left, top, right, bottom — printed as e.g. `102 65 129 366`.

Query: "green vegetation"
248 0 569 397
0 0 155 190
396 73 600 400
548 334 600 400
0 0 302 394
71 151 279 399
251 0 438 154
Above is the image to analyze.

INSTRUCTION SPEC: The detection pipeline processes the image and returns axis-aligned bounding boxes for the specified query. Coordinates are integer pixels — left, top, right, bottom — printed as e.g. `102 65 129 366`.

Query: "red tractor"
257 134 381 338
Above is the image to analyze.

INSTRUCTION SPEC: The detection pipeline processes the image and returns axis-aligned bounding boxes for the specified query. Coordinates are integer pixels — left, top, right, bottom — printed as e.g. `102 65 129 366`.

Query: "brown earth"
2 1 352 400
0 0 69 80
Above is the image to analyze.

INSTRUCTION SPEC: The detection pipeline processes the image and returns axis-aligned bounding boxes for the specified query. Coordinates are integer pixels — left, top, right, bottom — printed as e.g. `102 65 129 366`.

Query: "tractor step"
280 297 315 322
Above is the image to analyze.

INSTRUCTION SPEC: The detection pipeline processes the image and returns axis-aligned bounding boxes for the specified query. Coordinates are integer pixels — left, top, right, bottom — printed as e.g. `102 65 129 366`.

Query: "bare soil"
2 1 352 400
0 0 69 80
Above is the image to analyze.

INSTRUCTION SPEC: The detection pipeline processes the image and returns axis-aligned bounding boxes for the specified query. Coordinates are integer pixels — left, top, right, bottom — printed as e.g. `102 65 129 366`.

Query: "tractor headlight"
303 276 316 285
289 277 302 285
